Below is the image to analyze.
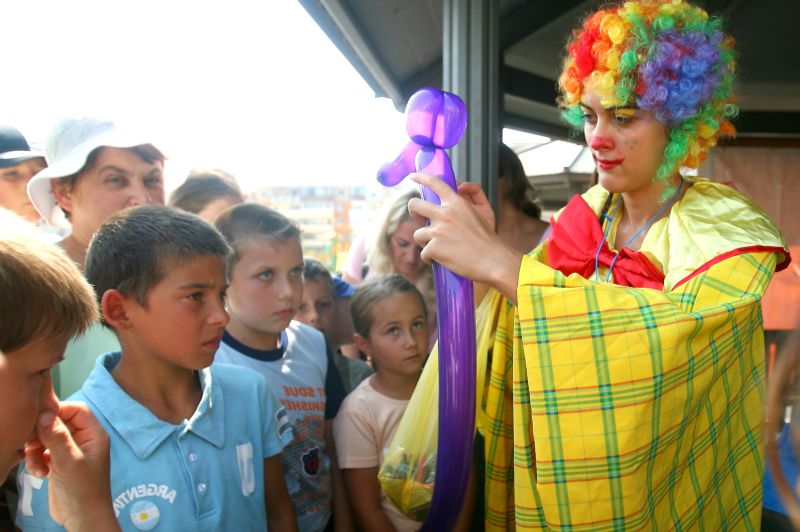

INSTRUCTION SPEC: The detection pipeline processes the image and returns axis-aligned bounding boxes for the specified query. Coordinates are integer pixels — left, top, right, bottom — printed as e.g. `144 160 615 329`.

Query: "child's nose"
402 329 419 348
40 373 59 412
209 300 230 327
275 276 294 300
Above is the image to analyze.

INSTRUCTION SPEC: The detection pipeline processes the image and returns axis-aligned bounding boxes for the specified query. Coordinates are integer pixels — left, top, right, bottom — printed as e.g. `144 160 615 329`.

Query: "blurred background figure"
0 125 49 226
168 168 244 222
765 328 800 531
330 276 363 361
496 142 549 253
298 258 373 394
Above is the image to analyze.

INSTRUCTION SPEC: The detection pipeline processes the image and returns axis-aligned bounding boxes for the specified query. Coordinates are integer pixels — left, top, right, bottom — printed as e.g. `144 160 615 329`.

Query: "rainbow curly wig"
558 0 737 184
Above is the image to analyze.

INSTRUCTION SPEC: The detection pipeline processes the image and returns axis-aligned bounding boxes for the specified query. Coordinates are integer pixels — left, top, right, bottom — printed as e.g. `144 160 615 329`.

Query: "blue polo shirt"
16 352 292 531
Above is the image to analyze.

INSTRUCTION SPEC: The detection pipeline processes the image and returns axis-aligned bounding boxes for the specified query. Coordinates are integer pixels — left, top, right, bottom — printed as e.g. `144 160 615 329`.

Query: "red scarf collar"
546 195 665 290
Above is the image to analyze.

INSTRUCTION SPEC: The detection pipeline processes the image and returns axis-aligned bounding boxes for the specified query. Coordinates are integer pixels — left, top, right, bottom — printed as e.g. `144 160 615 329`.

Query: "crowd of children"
0 117 433 532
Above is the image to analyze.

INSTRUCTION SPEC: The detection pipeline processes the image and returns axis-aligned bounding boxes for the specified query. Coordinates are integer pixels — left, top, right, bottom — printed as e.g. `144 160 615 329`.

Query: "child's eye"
187 292 203 302
32 367 51 380
1 170 22 183
258 270 273 281
290 267 304 277
298 303 308 312
581 113 597 125
411 320 425 330
386 327 399 336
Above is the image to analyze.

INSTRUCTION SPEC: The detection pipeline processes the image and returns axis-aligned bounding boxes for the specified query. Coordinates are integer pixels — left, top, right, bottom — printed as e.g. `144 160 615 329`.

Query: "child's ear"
50 179 74 214
101 289 133 330
352 333 371 357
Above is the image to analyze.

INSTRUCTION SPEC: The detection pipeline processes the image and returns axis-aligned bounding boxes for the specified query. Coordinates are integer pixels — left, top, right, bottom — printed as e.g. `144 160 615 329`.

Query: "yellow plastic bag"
378 289 504 520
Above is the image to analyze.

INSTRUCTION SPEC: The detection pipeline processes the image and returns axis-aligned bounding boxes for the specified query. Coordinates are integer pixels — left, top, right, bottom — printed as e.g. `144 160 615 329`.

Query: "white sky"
0 0 410 193
0 1 588 195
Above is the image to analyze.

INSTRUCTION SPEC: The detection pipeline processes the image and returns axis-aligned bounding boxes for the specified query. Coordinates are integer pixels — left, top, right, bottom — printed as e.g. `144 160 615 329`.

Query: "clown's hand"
456 181 496 232
409 172 522 303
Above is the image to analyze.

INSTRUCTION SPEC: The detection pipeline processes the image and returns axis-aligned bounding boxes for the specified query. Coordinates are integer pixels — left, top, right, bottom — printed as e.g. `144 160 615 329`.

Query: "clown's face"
580 91 671 196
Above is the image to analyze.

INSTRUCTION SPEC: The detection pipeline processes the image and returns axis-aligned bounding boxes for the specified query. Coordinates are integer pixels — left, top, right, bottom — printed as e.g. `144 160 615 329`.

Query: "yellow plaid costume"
481 179 789 530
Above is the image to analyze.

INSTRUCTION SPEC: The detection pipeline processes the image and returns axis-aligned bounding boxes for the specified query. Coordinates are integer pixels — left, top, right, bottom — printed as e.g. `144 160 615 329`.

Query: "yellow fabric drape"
482 247 778 530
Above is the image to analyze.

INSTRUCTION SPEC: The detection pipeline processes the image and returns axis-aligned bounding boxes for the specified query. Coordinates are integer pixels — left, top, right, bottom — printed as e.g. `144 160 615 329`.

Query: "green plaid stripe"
583 288 626 528
521 308 761 417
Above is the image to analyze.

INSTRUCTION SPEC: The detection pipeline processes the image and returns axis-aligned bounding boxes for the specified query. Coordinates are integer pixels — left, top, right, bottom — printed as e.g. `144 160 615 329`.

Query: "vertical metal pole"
443 0 500 209
422 3 498 531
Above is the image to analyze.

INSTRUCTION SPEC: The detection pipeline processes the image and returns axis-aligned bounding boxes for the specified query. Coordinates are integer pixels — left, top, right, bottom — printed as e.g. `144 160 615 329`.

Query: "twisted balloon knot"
377 88 467 189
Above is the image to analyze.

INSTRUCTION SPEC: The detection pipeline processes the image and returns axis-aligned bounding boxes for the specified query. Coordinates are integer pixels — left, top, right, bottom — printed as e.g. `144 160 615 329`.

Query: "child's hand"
25 401 120 532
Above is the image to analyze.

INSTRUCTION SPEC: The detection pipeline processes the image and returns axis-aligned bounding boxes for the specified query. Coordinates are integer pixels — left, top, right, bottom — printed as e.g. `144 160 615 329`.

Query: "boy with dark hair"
0 211 117 531
297 258 372 394
17 205 297 531
214 204 351 532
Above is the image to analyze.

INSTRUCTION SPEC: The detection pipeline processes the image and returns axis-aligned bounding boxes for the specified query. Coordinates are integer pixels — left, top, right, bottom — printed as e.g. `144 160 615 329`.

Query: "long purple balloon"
378 87 476 531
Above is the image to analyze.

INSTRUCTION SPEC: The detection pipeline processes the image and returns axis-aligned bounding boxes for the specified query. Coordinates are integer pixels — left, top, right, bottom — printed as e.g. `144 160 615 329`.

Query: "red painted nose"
590 135 613 151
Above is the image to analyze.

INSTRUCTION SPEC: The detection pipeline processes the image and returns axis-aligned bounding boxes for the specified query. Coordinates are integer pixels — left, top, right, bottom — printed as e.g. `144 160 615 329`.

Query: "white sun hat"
27 117 162 225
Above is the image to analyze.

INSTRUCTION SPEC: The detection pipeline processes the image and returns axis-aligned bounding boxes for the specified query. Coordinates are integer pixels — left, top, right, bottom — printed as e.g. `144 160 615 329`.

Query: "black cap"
0 125 44 168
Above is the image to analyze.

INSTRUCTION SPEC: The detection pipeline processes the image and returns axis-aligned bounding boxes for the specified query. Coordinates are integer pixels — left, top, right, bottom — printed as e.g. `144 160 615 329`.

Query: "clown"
408 0 791 529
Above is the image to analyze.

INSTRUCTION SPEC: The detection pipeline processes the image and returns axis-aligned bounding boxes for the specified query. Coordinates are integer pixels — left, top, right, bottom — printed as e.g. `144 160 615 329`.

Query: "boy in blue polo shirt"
16 205 297 531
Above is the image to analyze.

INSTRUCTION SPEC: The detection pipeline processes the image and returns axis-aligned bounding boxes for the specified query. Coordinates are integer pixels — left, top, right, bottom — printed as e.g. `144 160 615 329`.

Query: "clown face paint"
581 91 671 196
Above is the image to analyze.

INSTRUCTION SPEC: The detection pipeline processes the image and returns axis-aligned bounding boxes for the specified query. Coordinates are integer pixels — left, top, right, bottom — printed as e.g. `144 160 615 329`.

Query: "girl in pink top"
333 275 427 532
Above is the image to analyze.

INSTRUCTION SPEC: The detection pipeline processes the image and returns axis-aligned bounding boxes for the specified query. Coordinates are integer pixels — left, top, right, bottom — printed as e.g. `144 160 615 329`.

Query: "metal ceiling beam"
499 0 591 50
735 111 800 137
703 0 740 17
399 59 443 103
317 0 404 104
297 0 389 99
502 65 559 106
398 0 590 103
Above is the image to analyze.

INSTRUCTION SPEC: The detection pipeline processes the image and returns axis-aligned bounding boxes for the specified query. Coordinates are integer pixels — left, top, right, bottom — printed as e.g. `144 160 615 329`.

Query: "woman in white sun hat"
27 117 166 398
28 117 166 268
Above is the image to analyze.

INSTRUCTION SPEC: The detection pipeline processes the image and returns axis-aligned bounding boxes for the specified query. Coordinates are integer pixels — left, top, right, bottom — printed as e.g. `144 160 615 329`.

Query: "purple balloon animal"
378 87 476 531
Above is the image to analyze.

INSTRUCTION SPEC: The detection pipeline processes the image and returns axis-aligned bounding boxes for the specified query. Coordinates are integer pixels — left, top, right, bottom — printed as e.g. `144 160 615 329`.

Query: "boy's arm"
263 456 298 532
340 468 396 532
325 420 355 532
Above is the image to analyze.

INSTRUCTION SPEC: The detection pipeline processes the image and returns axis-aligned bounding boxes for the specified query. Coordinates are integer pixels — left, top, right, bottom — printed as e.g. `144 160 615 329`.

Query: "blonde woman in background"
342 188 437 347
